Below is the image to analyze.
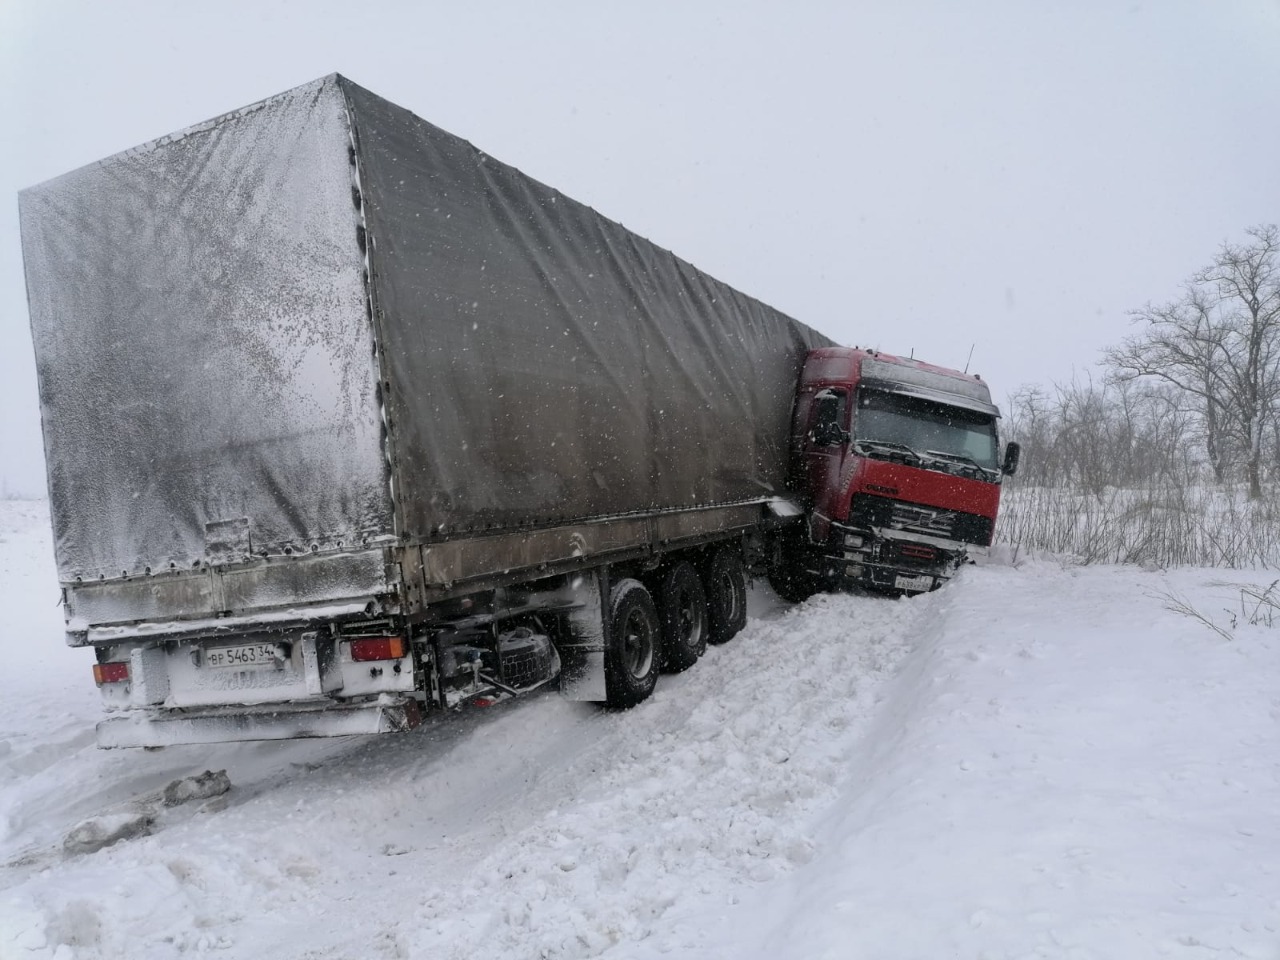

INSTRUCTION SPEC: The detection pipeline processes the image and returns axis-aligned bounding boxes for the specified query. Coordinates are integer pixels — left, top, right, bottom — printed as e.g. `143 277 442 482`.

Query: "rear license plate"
205 642 279 669
894 574 933 592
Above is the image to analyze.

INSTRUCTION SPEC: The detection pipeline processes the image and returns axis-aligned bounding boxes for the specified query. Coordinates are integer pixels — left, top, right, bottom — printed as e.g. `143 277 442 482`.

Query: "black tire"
769 537 820 604
605 578 661 708
705 547 748 645
657 562 709 672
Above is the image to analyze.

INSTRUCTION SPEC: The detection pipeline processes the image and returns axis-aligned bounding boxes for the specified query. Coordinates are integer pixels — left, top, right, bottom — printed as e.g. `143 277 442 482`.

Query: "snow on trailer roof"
21 76 390 584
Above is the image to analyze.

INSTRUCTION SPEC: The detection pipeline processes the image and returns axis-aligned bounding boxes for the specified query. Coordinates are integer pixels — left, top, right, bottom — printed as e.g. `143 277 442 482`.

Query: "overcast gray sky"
2 0 1278 496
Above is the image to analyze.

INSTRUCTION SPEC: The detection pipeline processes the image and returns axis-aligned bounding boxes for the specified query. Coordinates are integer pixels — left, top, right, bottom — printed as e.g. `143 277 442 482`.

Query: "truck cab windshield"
855 388 999 476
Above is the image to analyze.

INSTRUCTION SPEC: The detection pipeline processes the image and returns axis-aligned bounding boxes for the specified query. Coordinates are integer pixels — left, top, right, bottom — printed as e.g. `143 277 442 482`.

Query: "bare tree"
1107 225 1280 498
1107 286 1228 481
1003 378 1197 494
1205 225 1280 498
1004 385 1060 487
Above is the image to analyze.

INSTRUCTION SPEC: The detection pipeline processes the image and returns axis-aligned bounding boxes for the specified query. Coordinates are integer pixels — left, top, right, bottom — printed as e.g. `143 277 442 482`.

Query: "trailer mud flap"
95 696 421 748
557 571 608 701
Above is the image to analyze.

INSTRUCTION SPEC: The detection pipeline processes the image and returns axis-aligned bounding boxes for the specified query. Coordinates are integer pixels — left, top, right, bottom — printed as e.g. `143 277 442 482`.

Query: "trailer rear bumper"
96 696 422 749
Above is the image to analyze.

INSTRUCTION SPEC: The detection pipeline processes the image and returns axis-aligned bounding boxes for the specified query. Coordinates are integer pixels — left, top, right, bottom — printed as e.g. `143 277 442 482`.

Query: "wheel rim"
622 606 654 677
677 588 705 646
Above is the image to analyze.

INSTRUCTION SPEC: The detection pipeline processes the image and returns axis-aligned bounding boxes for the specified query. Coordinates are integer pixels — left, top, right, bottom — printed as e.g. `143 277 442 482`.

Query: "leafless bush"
1151 579 1279 640
998 345 1280 569
996 482 1280 569
1237 579 1280 627
1155 589 1235 641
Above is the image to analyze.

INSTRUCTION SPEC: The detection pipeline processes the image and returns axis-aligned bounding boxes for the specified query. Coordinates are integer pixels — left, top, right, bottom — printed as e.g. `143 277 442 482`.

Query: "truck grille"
848 494 993 546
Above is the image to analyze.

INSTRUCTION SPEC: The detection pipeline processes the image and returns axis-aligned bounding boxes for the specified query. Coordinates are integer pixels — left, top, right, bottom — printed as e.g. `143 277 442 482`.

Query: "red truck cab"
775 347 1020 598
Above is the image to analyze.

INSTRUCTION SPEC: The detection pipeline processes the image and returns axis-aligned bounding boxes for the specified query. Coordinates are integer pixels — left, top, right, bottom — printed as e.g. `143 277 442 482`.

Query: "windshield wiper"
924 450 998 477
854 439 923 462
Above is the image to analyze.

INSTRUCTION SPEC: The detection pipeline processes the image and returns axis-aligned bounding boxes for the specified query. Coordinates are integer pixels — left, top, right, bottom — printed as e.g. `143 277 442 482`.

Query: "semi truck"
773 346 1020 601
19 75 1019 748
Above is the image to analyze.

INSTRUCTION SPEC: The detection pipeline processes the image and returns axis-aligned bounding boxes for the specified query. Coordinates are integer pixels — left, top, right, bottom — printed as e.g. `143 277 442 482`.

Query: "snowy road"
2 501 1278 959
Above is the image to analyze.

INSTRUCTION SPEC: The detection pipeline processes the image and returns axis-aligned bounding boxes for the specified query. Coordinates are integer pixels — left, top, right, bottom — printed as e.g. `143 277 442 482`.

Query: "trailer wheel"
705 547 747 645
605 579 661 708
657 562 708 672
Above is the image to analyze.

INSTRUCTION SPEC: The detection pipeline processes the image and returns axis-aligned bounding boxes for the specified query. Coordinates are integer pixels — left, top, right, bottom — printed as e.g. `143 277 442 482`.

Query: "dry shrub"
996 481 1280 569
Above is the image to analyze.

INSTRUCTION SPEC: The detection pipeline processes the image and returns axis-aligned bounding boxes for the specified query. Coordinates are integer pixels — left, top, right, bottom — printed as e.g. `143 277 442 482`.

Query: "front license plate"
894 574 934 592
205 642 280 669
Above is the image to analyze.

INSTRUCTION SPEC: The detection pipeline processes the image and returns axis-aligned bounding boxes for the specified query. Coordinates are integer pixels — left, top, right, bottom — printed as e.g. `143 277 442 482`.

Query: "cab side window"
807 388 848 447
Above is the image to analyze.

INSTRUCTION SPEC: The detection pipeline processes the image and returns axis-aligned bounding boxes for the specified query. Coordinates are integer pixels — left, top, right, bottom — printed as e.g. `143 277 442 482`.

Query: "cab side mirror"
1001 441 1022 476
811 421 848 447
810 389 848 448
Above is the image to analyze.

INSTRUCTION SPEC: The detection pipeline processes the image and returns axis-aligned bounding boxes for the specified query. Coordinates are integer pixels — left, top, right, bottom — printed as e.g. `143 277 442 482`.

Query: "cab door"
798 387 848 542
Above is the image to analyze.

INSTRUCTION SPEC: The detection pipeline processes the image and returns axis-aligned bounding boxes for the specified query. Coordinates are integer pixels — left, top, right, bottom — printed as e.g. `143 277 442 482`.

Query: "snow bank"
665 561 1280 958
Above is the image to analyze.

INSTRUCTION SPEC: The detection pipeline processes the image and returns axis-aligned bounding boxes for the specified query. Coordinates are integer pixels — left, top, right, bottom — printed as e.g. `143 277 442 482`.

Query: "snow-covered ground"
1 499 1277 959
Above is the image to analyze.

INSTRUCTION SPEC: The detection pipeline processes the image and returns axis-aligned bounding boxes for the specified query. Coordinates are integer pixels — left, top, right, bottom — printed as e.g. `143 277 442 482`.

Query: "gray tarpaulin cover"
21 74 832 585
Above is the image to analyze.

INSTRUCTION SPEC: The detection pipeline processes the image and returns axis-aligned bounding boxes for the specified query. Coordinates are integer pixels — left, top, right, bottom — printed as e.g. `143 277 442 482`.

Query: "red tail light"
93 661 130 685
348 636 407 662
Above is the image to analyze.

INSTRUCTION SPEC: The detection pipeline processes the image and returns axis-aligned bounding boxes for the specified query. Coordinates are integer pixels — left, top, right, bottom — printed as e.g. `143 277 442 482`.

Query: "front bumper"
820 521 977 593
